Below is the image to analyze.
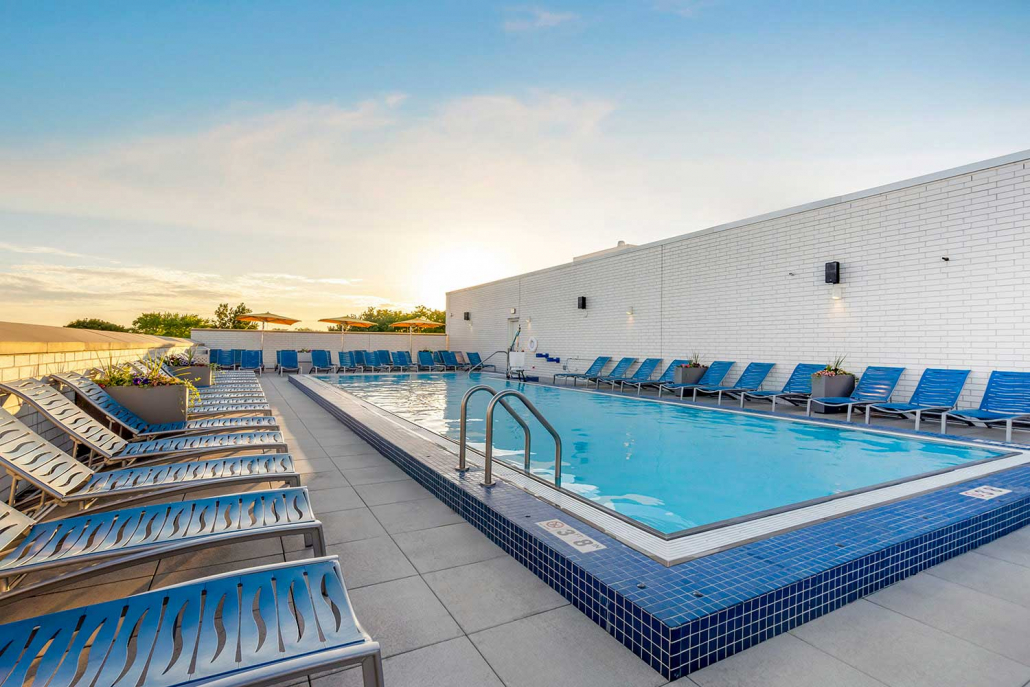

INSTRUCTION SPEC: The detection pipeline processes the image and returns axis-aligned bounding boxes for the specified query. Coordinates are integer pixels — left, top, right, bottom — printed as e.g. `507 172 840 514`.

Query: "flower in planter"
678 352 704 369
165 351 208 368
814 354 851 377
91 357 200 403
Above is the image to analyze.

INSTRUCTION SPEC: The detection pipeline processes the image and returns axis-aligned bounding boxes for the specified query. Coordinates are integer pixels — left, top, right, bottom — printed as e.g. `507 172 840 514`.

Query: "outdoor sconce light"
463 312 470 321
824 261 840 284
510 307 517 315
831 285 843 300
577 296 587 309
627 306 634 316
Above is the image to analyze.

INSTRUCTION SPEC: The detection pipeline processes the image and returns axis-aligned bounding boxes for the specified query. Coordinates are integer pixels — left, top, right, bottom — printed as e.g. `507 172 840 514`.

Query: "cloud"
503 7 578 32
653 0 714 17
0 241 116 262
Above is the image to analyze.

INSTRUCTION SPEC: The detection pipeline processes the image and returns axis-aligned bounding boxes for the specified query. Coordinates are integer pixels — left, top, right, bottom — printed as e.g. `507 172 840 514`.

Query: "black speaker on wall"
824 262 840 284
463 312 470 321
577 296 587 309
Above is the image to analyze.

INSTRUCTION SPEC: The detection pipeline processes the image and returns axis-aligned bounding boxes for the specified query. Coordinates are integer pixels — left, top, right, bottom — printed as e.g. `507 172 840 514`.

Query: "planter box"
810 374 856 413
674 366 708 385
169 365 213 387
106 384 188 424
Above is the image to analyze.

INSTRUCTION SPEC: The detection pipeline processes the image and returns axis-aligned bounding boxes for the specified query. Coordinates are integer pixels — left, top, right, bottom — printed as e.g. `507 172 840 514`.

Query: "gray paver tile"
370 497 464 534
423 555 568 633
353 478 431 506
684 632 884 686
470 605 666 687
927 551 1030 608
312 637 504 687
299 471 351 491
393 522 506 573
342 464 411 485
308 485 364 513
791 599 1030 687
326 536 418 589
319 507 389 545
329 452 391 469
347 576 462 658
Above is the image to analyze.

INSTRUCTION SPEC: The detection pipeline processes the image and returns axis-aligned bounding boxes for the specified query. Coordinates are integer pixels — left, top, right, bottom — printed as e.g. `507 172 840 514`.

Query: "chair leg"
717 391 724 406
361 652 385 687
1007 419 1013 443
806 399 812 416
846 405 853 422
692 388 698 401
914 410 922 432
864 405 871 424
941 413 948 434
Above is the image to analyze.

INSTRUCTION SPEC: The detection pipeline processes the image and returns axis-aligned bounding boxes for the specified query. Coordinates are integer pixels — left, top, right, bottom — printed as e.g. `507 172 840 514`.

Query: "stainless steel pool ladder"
457 385 563 489
466 350 507 375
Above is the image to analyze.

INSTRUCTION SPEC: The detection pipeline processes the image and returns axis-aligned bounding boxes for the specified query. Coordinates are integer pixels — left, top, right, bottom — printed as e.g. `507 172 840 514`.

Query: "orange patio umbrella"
391 318 444 355
318 316 376 351
236 312 300 357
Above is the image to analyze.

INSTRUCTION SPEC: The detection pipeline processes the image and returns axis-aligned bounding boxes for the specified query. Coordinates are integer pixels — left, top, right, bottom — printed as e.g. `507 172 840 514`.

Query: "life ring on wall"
527 337 538 352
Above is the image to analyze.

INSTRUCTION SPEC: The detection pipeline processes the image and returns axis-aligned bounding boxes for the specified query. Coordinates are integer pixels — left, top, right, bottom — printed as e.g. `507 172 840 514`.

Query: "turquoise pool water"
319 373 1004 534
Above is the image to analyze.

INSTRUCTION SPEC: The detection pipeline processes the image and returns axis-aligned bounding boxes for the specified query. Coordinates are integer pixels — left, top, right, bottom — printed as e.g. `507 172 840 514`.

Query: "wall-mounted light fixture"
577 296 587 309
824 261 840 284
463 312 470 321
831 285 843 300
626 306 634 316
526 317 532 324
509 307 517 315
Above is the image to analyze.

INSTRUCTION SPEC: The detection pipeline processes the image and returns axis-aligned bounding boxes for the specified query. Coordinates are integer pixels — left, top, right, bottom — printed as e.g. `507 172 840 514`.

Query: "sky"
1 1 1028 328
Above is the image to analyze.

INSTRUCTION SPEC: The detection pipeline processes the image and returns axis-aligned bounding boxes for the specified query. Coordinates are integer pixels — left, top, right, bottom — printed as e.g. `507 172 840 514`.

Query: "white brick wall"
446 153 1030 407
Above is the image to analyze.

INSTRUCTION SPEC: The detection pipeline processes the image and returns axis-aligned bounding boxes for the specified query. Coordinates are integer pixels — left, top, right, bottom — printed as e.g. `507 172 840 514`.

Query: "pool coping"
290 373 1030 679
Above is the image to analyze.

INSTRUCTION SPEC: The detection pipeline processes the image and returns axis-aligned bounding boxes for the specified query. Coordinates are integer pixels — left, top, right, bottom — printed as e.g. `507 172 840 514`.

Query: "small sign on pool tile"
960 485 1012 500
537 519 607 553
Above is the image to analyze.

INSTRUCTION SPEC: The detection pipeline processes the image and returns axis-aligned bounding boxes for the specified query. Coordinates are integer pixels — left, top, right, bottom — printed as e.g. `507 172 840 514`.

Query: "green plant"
165 350 206 367
814 354 850 377
66 318 129 332
679 352 704 369
91 356 200 404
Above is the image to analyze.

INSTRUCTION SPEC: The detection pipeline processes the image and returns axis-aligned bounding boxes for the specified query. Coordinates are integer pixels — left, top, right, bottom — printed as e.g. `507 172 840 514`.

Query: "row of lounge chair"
265 349 494 374
556 356 1030 441
0 360 384 685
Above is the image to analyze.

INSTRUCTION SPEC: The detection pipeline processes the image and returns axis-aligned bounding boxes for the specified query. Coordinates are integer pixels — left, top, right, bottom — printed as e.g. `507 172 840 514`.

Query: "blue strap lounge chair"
0 407 299 518
275 349 283 372
442 351 468 370
216 349 237 369
278 350 301 375
466 351 496 371
0 556 384 687
693 362 775 404
239 349 264 373
365 350 391 371
231 348 244 368
941 371 1030 442
52 372 276 438
806 366 906 421
309 349 334 373
865 368 970 430
433 350 447 367
589 357 635 388
553 356 611 386
0 487 323 602
391 351 417 370
621 359 691 395
337 350 357 372
601 358 662 391
418 350 445 370
375 349 395 371
207 348 221 365
739 363 825 411
0 379 287 467
402 351 420 369
659 361 735 399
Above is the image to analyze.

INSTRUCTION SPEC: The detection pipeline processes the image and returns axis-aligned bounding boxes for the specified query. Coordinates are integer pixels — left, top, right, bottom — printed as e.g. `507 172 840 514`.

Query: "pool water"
319 373 1004 534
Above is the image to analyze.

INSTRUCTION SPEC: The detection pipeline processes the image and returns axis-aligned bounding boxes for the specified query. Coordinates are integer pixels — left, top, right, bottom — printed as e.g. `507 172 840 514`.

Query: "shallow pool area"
317 372 1006 535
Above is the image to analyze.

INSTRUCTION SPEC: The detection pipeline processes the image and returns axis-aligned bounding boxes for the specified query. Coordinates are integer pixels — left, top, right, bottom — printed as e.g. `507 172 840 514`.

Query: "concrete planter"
810 374 856 413
106 384 188 424
169 365 213 387
674 366 708 385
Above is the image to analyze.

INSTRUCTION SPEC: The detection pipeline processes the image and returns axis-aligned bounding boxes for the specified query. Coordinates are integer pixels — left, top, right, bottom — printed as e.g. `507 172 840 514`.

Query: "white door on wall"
507 318 520 351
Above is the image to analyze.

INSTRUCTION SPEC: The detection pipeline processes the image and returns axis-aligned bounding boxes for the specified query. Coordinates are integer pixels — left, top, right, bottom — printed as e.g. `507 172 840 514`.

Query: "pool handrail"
457 384 530 474
483 389 563 488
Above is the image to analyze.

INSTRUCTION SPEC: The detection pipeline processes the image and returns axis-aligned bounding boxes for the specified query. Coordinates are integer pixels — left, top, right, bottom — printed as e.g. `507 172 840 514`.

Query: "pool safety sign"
537 519 606 553
960 485 1012 500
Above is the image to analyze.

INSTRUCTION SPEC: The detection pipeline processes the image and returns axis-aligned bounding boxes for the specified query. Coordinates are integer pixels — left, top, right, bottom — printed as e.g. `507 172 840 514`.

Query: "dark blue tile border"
292 375 1030 679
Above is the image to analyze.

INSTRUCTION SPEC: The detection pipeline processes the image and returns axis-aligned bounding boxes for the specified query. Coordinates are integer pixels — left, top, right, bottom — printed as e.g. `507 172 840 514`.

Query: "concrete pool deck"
5 374 1030 687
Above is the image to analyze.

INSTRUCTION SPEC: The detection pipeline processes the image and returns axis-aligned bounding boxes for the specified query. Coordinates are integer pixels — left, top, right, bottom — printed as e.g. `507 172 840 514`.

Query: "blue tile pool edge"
290 375 1030 679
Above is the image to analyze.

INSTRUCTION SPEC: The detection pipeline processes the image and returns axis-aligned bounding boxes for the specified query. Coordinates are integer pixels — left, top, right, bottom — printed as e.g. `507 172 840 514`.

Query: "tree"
131 312 211 338
213 302 258 329
329 306 445 332
65 318 128 332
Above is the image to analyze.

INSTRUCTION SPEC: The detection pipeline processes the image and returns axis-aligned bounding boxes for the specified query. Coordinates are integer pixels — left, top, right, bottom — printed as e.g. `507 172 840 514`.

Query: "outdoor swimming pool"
318 372 1007 535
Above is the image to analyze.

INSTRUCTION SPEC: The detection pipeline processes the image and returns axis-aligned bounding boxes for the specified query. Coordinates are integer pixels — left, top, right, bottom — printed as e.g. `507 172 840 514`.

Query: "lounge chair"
337 350 359 372
278 350 301 375
739 363 825 411
392 351 418 371
692 362 775 404
239 349 264 373
0 379 287 467
231 348 244 369
806 366 906 421
418 350 444 370
216 349 237 369
275 349 283 372
589 357 635 388
375 350 396 371
466 351 496 371
433 350 447 367
0 487 323 602
52 372 277 438
553 356 611 386
0 556 384 687
620 359 690 395
207 348 221 364
941 370 1030 442
0 406 299 517
659 361 735 398
600 358 662 391
865 368 970 430
309 349 334 373
442 351 468 370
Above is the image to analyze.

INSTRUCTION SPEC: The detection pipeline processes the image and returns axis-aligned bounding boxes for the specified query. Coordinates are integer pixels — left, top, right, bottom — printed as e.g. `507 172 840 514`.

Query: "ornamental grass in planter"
92 359 196 424
166 351 214 387
810 354 855 412
674 352 708 385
